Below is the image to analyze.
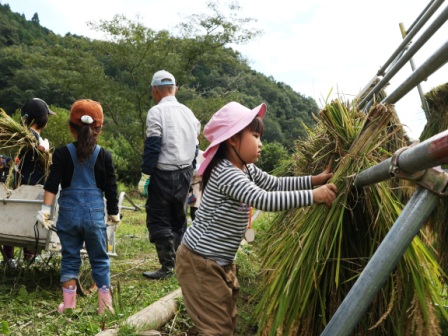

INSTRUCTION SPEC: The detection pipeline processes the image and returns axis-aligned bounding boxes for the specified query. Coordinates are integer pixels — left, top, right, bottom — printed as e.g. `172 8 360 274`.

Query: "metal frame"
322 132 448 336
322 2 448 334
357 1 448 111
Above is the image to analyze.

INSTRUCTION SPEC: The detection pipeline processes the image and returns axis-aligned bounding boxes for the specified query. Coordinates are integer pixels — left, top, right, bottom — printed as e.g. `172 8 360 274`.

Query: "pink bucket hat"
198 102 266 176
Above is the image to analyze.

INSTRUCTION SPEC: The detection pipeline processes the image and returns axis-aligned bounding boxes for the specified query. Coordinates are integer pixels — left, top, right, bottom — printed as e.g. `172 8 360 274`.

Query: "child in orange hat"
38 99 120 314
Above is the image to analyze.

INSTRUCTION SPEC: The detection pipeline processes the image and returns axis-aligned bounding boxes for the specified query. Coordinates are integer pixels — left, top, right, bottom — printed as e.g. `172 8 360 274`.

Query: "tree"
41 107 72 148
0 2 319 179
256 142 289 173
31 13 39 25
82 1 263 171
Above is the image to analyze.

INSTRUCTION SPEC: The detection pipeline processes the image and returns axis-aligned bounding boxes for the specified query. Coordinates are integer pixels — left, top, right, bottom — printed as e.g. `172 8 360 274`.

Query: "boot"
98 286 114 314
57 286 76 313
143 238 175 280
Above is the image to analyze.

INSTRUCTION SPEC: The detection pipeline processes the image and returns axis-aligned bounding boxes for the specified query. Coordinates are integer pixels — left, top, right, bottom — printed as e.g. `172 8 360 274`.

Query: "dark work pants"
146 166 193 243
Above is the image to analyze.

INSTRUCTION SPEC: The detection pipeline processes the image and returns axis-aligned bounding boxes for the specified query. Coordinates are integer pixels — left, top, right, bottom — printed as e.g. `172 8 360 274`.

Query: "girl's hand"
312 159 333 186
312 183 337 206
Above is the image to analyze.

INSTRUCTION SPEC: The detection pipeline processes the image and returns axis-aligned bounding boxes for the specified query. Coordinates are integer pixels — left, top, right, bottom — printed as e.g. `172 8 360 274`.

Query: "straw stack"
420 83 448 277
254 100 446 335
0 108 51 184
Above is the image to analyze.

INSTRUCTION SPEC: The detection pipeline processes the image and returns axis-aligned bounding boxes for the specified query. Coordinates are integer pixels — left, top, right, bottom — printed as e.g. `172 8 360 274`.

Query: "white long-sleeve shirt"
183 159 314 265
145 96 201 171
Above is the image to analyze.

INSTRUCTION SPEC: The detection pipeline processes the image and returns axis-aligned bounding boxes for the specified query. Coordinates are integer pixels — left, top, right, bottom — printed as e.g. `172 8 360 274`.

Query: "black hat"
21 98 56 119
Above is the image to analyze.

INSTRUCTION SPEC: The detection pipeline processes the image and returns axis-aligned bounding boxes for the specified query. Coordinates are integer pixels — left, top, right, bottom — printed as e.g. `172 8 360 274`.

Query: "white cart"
0 183 141 261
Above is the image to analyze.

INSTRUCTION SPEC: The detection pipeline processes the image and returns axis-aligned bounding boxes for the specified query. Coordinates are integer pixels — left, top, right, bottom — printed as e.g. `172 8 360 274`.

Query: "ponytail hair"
69 121 101 163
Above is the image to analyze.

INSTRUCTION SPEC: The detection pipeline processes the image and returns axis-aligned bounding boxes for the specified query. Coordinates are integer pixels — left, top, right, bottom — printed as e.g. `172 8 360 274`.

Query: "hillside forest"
0 1 319 181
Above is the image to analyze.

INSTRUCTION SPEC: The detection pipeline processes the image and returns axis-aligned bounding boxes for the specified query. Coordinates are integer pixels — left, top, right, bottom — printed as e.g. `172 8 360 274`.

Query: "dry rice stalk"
369 281 395 330
406 294 442 336
421 83 448 140
419 82 448 276
0 108 51 184
254 100 445 335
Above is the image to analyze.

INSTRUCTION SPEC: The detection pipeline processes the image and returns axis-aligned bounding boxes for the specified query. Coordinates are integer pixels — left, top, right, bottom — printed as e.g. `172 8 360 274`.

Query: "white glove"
38 137 50 152
36 204 54 229
107 214 121 231
138 173 150 197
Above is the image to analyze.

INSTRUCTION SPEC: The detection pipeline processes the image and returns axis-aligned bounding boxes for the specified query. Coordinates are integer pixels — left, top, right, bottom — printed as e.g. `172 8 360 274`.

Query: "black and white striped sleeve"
219 164 313 212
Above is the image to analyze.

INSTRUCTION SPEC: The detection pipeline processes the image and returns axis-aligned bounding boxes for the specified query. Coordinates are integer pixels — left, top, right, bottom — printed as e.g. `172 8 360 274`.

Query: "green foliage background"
0 1 318 181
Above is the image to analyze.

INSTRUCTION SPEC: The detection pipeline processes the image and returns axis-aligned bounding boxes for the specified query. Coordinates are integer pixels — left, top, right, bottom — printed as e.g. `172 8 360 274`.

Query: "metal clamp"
415 167 448 197
389 147 448 196
389 147 426 181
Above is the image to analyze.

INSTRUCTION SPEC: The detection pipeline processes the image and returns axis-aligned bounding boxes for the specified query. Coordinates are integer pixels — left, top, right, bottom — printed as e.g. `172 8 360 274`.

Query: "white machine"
0 183 140 260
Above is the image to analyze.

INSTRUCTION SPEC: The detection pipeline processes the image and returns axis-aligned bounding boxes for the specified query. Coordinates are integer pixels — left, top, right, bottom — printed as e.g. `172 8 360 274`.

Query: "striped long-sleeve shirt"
183 159 314 265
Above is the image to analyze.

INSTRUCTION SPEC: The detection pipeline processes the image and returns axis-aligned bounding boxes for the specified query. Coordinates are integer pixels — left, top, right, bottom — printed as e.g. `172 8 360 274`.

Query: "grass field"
3 188 446 335
0 189 267 335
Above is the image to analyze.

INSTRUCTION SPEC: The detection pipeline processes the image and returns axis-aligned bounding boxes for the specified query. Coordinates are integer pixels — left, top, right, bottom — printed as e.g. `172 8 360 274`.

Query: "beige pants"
176 244 240 336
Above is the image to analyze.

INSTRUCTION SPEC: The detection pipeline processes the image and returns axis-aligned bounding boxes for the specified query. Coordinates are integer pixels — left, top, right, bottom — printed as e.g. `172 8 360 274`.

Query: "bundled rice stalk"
420 83 448 141
0 108 51 185
253 100 447 335
419 83 448 277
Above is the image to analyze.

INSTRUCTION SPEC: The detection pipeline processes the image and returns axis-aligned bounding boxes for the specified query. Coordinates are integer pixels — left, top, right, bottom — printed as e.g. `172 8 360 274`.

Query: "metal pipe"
321 187 439 336
358 4 448 109
399 22 431 118
382 39 448 105
376 0 444 77
354 129 448 187
0 199 43 204
407 0 440 33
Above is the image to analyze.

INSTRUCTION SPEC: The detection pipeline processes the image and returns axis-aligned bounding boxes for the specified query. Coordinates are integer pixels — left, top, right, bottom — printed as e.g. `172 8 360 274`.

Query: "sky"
5 0 448 140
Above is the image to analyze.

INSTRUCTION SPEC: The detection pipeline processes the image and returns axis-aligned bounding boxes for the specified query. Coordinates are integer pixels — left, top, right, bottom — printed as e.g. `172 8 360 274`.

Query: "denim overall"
56 144 110 288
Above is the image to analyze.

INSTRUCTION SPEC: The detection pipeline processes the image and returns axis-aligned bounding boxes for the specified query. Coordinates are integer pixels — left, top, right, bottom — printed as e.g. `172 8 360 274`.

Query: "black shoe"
142 268 173 280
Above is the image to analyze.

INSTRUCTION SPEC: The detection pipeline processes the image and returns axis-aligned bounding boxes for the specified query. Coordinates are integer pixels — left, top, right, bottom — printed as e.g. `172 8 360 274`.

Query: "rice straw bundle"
420 83 448 141
0 108 51 184
253 100 446 335
419 83 448 277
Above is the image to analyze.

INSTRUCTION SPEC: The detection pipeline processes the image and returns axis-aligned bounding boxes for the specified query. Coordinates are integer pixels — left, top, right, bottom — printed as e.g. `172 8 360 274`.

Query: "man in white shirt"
139 70 201 279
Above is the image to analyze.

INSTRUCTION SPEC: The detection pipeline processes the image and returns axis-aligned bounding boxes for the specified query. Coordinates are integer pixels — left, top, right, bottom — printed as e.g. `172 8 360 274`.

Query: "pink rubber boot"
57 286 76 313
98 286 114 314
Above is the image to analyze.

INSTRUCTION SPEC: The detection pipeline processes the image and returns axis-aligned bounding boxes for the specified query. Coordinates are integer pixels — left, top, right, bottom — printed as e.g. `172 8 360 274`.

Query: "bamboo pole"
383 39 448 105
95 289 182 336
359 0 444 109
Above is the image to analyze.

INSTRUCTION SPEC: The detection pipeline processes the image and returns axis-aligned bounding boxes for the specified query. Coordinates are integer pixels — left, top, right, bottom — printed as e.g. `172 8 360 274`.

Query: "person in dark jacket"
0 155 12 183
2 98 54 264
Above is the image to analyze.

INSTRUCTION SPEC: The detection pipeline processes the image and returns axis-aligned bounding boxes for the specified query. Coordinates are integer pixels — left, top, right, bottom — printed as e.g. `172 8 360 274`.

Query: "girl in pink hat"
176 101 337 335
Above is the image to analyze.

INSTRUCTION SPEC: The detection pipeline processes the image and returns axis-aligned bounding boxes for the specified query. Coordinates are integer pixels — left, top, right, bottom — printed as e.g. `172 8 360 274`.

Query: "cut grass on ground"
0 194 268 335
